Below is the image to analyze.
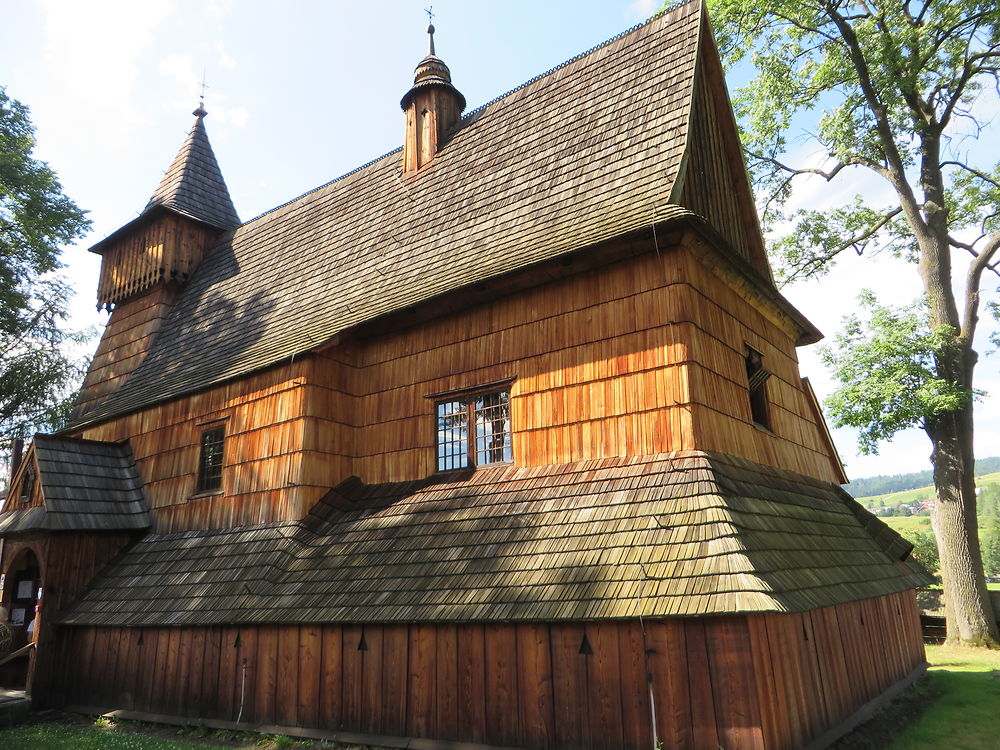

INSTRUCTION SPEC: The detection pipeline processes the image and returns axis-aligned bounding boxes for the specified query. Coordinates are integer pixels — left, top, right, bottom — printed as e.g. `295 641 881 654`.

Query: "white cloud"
216 41 237 69
204 0 233 22
158 53 198 89
213 105 250 128
37 0 174 141
628 0 657 19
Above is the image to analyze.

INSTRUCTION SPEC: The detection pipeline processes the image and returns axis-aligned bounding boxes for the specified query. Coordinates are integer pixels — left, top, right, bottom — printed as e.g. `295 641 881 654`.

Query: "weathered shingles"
58 451 930 627
70 3 703 427
144 115 240 231
0 437 152 534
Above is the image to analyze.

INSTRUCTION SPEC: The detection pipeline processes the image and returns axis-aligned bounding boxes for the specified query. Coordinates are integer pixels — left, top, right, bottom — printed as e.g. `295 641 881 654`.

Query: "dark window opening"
197 426 225 493
745 347 772 430
18 465 34 504
436 390 512 472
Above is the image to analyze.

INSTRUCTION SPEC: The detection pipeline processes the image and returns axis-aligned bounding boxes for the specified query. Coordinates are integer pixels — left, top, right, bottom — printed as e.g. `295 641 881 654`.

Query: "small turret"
90 104 240 309
400 23 466 173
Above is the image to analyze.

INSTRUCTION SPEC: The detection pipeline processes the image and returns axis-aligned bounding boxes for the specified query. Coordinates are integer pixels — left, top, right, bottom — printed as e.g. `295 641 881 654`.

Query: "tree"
902 529 940 579
706 1 1000 646
983 517 1000 578
0 87 91 464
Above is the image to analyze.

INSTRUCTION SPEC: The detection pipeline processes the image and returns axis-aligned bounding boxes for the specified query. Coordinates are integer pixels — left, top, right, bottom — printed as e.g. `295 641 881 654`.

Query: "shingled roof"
0 436 151 534
143 107 240 230
70 2 814 429
58 451 928 627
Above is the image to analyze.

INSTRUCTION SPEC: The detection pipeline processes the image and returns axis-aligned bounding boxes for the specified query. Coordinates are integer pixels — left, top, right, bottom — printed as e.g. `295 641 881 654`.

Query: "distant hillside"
845 456 1000 498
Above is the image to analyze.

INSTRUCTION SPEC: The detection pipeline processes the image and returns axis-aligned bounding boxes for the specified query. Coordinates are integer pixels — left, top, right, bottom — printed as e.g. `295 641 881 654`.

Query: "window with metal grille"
745 346 772 430
436 390 512 471
197 426 225 492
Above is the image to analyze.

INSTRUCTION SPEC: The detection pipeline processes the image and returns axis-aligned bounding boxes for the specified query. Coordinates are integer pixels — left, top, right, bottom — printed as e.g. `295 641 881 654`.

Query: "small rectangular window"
197 426 225 492
745 346 772 430
436 390 511 471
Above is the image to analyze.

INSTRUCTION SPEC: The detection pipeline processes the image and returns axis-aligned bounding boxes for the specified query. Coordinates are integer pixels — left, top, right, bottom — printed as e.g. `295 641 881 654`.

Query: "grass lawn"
886 644 1000 750
0 716 361 750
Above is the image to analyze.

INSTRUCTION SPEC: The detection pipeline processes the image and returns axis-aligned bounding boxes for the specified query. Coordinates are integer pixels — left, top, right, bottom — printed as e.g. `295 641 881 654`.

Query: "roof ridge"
239 0 698 230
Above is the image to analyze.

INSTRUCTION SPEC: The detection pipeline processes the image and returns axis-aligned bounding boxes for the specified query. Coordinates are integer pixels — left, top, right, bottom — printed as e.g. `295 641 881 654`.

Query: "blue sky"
2 0 998 481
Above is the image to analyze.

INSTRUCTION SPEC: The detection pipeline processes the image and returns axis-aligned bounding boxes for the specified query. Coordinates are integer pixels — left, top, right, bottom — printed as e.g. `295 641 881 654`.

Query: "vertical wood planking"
381 625 408 736
587 622 625 750
275 625 300 727
645 619 692 750
407 623 438 739
319 625 344 730
616 621 652 750
341 625 363 729
705 617 765 750
297 625 321 728
550 623 588 750
516 623 555 749
457 624 487 743
684 619 721 750
361 624 384 733
484 624 519 747
255 625 279 725
435 624 460 740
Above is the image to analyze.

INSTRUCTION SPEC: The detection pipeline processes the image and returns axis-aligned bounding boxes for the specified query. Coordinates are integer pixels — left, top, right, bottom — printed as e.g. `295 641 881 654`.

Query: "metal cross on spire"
194 69 209 118
198 69 210 104
425 6 436 56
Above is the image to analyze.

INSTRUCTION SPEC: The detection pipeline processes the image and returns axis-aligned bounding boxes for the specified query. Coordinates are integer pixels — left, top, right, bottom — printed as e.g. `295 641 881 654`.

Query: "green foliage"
902 529 941 575
706 1 1000 282
0 87 91 451
821 292 973 454
982 518 1000 577
846 457 1000 498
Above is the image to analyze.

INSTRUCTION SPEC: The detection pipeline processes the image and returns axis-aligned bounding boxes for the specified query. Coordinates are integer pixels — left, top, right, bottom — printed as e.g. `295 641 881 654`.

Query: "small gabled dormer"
73 105 239 419
401 23 466 173
90 104 240 309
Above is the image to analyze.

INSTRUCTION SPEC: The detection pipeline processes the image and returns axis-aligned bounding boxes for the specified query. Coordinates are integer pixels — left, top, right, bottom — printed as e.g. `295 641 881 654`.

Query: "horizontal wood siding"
76 234 840 530
53 592 924 750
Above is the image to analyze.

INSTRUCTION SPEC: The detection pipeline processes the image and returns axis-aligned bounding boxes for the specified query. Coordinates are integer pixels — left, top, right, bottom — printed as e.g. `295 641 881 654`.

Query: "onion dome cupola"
401 23 466 173
89 104 240 310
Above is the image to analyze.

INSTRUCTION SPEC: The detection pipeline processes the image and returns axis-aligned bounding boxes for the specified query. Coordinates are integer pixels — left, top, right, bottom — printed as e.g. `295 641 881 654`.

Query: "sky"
2 0 998 483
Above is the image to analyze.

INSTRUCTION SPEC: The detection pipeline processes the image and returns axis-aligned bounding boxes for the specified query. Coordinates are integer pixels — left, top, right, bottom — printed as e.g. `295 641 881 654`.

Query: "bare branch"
961 233 1000 345
940 161 1000 190
783 207 903 284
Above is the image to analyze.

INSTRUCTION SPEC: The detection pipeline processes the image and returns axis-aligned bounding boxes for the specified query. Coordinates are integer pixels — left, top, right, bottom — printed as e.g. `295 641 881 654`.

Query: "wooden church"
0 3 929 748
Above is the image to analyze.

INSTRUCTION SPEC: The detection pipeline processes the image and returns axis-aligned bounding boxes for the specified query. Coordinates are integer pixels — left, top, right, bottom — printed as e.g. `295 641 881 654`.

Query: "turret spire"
401 14 466 173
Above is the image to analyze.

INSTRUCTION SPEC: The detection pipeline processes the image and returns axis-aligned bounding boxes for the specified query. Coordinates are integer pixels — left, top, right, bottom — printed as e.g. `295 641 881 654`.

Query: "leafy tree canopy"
821 291 973 453
0 87 91 448
708 0 1000 284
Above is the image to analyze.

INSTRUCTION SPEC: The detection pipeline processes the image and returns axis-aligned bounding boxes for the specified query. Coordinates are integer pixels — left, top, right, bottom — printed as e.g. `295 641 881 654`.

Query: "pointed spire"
401 17 466 172
143 105 240 230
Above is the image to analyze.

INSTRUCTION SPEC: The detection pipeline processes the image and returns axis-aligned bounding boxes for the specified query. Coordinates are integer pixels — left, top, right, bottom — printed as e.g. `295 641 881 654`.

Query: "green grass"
887 644 1000 750
0 722 224 749
880 516 934 535
0 717 332 750
860 472 1000 507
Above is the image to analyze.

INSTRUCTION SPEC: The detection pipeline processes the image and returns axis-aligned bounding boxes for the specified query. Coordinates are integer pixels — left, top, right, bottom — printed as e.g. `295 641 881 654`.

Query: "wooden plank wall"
0 533 132 702
79 362 317 533
77 233 841 531
54 591 924 750
679 237 844 483
96 213 217 309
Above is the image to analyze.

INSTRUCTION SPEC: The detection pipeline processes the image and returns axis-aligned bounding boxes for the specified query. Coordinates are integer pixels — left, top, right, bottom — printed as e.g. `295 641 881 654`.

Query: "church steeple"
143 104 240 230
401 22 466 173
89 104 240 310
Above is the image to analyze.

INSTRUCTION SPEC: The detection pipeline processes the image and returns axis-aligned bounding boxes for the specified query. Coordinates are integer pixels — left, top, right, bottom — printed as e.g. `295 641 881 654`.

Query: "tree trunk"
928 402 1000 647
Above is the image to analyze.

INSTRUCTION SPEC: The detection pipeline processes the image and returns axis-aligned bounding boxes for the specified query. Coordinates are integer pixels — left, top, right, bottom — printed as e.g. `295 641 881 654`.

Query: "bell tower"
73 104 240 420
400 22 466 172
